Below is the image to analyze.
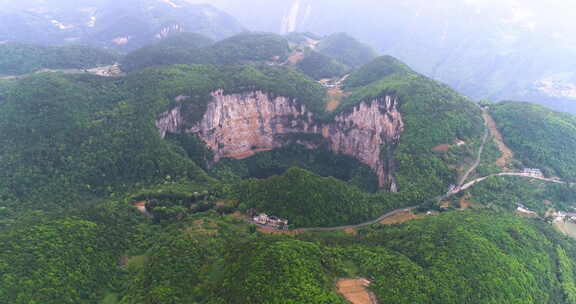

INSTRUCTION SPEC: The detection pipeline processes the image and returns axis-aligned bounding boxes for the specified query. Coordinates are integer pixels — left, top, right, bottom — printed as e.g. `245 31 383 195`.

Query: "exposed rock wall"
156 90 404 190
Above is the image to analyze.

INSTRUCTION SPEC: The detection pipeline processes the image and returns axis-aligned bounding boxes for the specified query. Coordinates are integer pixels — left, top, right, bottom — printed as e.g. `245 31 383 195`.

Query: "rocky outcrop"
156 90 404 190
323 96 403 191
156 105 184 138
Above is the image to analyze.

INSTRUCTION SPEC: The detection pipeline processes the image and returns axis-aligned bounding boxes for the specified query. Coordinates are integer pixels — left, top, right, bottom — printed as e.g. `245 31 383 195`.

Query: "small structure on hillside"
319 78 339 88
253 213 289 230
86 64 123 77
516 204 537 217
523 168 544 178
133 201 151 217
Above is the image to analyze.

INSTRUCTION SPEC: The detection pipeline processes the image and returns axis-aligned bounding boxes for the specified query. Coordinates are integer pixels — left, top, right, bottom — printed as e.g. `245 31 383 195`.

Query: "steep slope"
0 71 212 215
358 212 576 304
0 45 485 230
342 56 484 197
490 101 576 181
205 0 576 114
2 20 576 304
233 167 409 227
157 90 403 189
316 32 378 68
152 54 484 197
120 32 215 72
295 50 348 80
121 31 373 81
121 32 290 72
118 211 576 304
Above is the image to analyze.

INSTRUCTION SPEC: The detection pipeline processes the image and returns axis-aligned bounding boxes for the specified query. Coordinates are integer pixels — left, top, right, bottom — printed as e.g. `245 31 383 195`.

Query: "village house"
253 213 289 230
516 204 537 217
133 201 151 217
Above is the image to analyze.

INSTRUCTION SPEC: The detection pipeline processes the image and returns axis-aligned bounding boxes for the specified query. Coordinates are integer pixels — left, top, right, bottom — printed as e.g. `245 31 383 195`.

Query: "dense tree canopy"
2 30 576 304
0 43 118 75
121 33 291 72
317 32 378 68
491 101 576 181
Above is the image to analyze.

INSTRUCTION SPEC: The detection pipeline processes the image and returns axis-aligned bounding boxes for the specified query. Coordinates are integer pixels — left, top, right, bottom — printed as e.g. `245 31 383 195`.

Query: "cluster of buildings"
549 210 576 223
253 213 289 230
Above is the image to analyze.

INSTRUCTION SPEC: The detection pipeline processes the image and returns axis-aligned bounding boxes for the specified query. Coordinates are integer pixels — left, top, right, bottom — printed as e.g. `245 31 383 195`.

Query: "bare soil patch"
459 194 472 210
326 88 344 111
287 50 306 65
337 278 378 304
484 112 514 168
432 144 451 152
344 228 357 235
380 210 423 225
231 211 245 219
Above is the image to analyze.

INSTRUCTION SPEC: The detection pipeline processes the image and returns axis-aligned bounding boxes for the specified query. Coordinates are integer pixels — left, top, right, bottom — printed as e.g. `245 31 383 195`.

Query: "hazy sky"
179 0 576 34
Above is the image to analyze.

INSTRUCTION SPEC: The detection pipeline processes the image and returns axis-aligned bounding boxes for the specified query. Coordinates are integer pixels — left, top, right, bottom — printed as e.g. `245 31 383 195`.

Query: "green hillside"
107 211 576 304
119 33 215 72
233 167 412 228
0 43 118 75
210 144 380 192
491 101 576 181
340 55 484 198
317 32 378 68
2 30 576 304
0 64 325 218
295 50 349 80
121 33 290 72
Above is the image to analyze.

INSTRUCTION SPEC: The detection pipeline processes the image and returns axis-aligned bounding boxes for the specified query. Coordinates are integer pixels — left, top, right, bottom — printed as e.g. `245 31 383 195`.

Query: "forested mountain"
198 0 576 115
119 31 374 80
490 102 576 181
0 43 118 75
2 20 576 304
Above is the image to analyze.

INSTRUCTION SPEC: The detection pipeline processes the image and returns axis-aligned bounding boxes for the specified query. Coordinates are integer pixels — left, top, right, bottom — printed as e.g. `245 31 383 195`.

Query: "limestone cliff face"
156 90 404 190
323 97 403 191
156 105 184 138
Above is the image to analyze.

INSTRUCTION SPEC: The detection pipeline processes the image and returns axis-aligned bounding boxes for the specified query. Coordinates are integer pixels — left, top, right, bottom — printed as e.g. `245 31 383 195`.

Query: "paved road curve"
254 106 573 232
294 206 419 232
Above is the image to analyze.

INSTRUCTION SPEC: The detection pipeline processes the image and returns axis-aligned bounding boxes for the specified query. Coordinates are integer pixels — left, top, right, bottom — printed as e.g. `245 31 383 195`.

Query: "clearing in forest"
484 111 514 168
257 226 300 235
380 210 423 225
459 194 472 210
337 278 378 304
432 144 451 152
344 228 357 235
326 88 345 111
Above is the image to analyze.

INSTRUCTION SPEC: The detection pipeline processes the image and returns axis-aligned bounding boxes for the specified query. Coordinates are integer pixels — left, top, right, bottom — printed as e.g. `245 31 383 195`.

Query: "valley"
1 4 576 303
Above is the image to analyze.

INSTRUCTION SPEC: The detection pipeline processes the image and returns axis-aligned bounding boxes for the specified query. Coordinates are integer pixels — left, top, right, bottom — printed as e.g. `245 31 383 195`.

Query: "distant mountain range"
190 0 576 114
0 0 244 51
4 0 576 114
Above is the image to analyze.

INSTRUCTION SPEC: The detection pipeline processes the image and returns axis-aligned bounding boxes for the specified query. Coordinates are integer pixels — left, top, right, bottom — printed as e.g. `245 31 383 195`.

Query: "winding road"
256 106 573 232
457 108 490 187
293 206 418 232
458 172 571 193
